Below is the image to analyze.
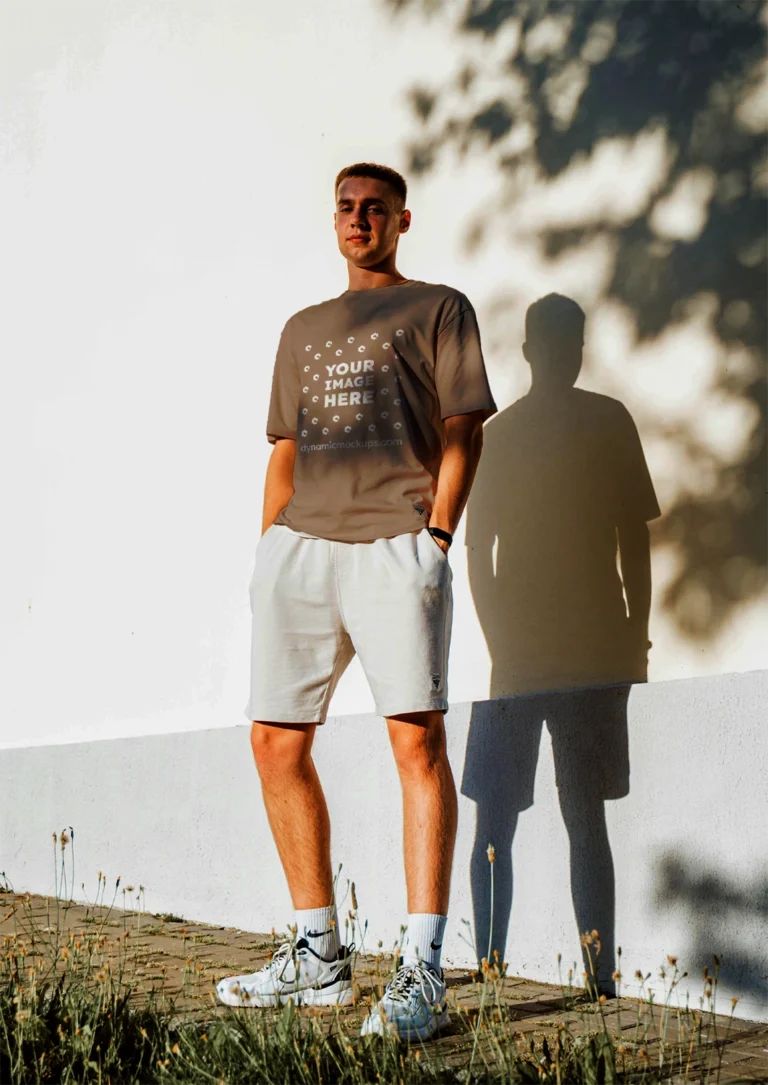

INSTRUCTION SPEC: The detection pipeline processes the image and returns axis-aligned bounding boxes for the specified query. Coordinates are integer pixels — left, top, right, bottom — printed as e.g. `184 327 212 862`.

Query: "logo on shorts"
431 673 441 690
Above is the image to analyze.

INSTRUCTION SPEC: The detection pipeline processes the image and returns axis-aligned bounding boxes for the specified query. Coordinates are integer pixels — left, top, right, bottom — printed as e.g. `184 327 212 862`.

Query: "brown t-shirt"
266 279 497 541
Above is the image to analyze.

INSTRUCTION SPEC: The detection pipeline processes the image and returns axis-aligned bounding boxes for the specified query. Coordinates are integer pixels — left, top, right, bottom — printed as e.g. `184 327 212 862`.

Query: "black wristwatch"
428 526 453 548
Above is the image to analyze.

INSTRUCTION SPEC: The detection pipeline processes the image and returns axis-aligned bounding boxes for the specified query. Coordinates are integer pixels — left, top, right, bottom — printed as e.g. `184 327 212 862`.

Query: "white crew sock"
401 913 447 972
294 905 339 960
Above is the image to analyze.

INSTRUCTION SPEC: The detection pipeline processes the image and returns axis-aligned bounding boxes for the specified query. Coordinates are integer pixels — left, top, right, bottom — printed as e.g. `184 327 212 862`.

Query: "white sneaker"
360 961 450 1041
216 938 354 1008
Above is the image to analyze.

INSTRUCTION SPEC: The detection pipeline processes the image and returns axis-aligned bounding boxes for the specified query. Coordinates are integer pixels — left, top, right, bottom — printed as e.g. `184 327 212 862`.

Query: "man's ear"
333 211 337 229
399 208 411 234
522 340 532 365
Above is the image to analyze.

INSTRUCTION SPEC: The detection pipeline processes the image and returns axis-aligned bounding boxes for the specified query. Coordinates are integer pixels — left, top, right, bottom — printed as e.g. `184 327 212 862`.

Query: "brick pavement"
3 892 767 1082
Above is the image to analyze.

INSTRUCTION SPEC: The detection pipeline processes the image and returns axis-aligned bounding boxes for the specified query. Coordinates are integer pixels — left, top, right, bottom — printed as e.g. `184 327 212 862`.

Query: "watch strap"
428 526 453 548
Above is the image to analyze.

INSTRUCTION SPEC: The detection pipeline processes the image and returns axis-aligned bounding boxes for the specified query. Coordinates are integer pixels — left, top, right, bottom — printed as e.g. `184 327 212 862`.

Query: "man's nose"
350 209 370 230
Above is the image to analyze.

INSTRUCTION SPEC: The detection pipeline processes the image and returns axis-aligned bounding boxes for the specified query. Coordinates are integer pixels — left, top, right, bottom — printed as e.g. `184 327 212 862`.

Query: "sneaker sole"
361 1006 450 1042
217 979 354 1009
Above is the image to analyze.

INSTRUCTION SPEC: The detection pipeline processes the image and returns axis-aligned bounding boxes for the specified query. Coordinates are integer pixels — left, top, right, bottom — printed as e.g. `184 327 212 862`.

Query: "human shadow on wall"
461 294 661 991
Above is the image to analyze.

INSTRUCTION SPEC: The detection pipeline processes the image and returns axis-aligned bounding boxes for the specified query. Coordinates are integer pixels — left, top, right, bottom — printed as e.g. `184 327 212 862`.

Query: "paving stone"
3 891 766 1080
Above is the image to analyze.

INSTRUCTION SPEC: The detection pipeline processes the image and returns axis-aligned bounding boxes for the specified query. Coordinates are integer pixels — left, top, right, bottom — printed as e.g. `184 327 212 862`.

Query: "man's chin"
343 245 378 266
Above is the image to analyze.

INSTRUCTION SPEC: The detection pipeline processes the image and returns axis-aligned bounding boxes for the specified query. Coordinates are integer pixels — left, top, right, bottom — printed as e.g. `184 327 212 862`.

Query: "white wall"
2 0 766 749
2 671 766 1021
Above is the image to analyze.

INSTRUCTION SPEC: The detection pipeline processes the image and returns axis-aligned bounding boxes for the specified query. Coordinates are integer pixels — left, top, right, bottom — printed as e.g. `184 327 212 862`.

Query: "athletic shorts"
244 524 453 723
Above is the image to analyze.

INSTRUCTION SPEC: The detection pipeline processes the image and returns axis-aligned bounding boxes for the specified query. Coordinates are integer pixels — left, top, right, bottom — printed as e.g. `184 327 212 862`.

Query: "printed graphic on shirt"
297 326 408 455
266 281 497 542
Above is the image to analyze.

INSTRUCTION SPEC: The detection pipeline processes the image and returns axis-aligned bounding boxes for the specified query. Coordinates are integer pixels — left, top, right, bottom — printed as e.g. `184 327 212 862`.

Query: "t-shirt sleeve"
613 404 661 523
265 320 299 444
435 297 497 421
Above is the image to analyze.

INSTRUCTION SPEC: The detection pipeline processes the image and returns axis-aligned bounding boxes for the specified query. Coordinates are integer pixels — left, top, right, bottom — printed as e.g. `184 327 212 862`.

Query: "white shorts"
244 525 453 723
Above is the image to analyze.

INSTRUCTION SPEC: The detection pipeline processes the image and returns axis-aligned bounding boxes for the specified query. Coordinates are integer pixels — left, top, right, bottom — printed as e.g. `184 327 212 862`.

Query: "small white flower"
302 408 308 414
358 346 365 353
301 430 308 437
312 396 318 403
381 388 388 395
322 428 329 435
347 336 355 343
381 412 388 419
383 343 391 350
312 417 319 424
394 398 401 405
371 332 379 340
356 413 363 421
314 353 321 360
313 374 319 381
326 340 332 347
368 424 376 431
305 345 312 351
345 426 351 433
395 329 404 337
333 415 340 422
304 366 310 372
303 386 309 393
336 349 343 356
394 422 402 429
382 365 389 372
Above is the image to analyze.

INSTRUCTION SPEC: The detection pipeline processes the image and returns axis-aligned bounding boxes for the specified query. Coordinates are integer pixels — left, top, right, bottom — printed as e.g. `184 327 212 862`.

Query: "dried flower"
667 955 678 967
60 831 70 848
171 1044 180 1055
486 843 496 863
635 970 644 980
731 997 738 1008
612 970 622 982
351 882 358 910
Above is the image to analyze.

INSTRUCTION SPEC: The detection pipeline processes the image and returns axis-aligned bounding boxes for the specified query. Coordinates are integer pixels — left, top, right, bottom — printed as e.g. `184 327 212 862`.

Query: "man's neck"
346 262 409 292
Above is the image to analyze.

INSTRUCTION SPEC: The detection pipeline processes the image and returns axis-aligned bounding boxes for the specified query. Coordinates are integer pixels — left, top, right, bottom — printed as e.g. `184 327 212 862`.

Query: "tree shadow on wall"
460 293 660 990
656 853 768 1005
386 0 767 643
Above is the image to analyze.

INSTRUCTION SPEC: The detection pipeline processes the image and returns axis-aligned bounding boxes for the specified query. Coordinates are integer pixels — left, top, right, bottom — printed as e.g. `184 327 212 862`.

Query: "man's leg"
387 710 458 949
216 719 353 1008
250 720 334 909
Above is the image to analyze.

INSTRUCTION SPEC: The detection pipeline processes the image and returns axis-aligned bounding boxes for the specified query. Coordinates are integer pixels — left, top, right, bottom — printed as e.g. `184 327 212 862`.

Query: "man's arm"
262 437 296 535
429 411 486 551
617 517 652 678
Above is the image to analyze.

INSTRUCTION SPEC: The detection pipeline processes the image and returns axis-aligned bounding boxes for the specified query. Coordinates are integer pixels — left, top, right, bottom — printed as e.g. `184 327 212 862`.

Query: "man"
216 163 496 1040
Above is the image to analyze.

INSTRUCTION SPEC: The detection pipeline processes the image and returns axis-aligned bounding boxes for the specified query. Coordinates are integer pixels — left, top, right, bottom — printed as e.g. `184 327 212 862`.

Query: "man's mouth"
348 235 369 242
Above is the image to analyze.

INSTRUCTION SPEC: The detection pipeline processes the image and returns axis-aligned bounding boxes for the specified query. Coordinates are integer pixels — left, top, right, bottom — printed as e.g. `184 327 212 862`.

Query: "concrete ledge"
2 670 766 1020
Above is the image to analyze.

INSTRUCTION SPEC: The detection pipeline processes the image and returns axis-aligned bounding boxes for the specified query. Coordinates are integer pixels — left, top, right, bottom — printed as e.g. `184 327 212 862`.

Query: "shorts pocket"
421 528 450 563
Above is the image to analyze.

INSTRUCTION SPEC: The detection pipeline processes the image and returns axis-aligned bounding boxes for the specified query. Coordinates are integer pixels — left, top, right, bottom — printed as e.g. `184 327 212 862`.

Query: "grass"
0 834 752 1084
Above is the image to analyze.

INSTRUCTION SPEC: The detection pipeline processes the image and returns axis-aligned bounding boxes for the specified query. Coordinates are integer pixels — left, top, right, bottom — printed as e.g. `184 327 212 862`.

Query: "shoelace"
258 941 294 975
385 962 442 1005
258 939 353 976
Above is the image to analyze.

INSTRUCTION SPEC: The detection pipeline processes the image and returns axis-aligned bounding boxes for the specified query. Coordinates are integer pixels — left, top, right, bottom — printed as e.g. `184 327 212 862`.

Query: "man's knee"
250 721 314 778
389 713 448 777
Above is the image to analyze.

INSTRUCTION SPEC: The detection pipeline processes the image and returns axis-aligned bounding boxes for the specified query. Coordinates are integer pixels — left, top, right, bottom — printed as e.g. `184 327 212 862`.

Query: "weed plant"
0 833 749 1083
